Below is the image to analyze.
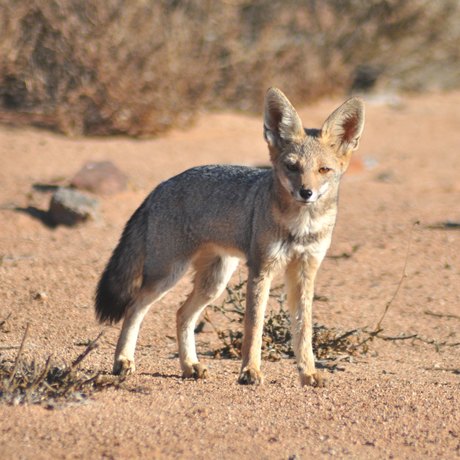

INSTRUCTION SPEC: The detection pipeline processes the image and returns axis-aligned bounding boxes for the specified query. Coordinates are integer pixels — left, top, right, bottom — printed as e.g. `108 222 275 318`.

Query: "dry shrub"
207 281 368 363
1 0 459 136
0 329 122 407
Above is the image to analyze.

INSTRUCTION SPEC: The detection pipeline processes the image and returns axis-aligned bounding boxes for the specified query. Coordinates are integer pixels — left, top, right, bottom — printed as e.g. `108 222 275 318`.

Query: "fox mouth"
292 183 330 205
296 198 315 205
292 192 320 205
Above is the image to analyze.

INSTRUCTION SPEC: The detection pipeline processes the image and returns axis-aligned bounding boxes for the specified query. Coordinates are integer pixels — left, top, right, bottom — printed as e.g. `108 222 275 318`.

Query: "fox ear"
321 97 365 155
264 88 305 148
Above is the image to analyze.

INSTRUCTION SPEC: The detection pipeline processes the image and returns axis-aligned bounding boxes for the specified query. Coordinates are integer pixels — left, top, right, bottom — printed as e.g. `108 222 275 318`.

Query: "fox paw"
113 357 135 376
182 363 208 380
300 371 326 388
238 367 264 385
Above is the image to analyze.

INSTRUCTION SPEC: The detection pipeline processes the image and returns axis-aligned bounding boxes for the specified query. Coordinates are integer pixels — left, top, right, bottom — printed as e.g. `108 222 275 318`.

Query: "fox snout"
299 187 313 200
294 182 330 204
296 186 317 204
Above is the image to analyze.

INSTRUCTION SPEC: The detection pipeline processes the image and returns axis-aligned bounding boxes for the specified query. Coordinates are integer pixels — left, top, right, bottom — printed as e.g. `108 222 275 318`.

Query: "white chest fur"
267 208 336 269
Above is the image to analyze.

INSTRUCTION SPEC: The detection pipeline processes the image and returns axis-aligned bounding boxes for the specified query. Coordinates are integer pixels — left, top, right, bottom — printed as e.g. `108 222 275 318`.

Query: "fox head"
263 87 365 205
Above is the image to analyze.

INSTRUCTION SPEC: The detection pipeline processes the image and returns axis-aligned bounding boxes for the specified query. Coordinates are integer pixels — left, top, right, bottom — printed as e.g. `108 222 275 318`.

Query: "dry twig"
424 310 460 320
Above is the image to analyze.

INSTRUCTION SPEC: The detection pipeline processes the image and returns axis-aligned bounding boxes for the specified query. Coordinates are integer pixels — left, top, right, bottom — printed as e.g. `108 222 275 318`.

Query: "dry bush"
206 281 369 364
0 0 459 136
0 1 229 135
0 329 123 407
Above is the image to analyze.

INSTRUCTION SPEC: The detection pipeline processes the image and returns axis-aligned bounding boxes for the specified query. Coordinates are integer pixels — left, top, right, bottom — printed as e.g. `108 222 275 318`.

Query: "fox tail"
95 202 148 324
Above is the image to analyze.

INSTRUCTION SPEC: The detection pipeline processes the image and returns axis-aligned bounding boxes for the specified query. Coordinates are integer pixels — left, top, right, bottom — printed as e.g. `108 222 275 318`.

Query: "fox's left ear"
321 98 365 155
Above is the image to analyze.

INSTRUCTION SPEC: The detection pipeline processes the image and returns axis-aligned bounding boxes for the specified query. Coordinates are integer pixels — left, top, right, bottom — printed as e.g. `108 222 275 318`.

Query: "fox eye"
319 166 332 174
285 162 300 172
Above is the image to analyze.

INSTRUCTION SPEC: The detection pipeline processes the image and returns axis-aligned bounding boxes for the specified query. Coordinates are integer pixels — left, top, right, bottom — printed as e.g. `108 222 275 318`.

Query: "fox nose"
299 188 313 200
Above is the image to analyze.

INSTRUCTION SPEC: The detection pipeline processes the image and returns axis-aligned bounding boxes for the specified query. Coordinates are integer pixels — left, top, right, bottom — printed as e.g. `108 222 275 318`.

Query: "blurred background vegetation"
1 0 459 136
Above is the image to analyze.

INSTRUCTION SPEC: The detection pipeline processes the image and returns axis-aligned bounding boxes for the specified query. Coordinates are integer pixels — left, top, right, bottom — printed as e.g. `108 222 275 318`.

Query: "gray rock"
49 187 100 226
70 161 128 195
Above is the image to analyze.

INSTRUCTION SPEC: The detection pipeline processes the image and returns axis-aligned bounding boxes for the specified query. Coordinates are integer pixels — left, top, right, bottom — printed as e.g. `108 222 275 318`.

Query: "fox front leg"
238 269 272 385
285 257 325 387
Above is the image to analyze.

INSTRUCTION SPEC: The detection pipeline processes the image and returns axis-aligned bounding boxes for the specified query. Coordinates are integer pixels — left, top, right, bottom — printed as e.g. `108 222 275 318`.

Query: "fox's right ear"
264 88 305 149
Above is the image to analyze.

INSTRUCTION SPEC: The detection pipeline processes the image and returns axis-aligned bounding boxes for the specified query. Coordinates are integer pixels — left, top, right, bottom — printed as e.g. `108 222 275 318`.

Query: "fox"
95 88 365 387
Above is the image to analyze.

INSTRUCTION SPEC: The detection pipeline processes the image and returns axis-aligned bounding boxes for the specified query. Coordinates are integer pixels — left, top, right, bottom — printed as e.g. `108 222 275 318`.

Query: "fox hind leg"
113 292 156 376
113 261 189 376
177 253 238 379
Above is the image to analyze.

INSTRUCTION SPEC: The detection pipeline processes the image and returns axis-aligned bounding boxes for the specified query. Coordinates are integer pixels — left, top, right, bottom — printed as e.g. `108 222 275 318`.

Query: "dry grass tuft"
0 328 123 408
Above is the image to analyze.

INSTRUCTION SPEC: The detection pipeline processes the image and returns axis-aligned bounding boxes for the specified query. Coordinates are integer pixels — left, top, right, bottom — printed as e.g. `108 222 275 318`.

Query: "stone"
70 161 127 195
49 187 100 226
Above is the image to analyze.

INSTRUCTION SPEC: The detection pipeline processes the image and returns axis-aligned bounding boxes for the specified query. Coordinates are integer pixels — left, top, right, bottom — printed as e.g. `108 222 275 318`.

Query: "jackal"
96 88 365 387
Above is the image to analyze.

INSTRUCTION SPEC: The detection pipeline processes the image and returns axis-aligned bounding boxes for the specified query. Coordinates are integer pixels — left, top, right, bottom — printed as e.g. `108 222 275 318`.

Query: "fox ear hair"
321 97 365 154
264 88 305 148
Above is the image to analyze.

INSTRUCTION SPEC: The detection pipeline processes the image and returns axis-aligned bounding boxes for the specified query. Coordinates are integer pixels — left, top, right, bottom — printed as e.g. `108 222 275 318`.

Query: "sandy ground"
0 92 459 459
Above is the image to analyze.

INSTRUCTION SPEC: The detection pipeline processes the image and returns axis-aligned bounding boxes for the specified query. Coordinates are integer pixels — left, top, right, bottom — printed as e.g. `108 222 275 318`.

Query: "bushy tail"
95 202 148 324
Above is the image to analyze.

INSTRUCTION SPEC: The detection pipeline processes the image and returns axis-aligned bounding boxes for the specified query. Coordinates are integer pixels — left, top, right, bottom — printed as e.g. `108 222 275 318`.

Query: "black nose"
299 188 313 200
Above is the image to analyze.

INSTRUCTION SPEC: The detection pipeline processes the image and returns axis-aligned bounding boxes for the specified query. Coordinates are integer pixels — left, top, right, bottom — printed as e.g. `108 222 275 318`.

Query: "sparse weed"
206 280 369 364
0 329 122 408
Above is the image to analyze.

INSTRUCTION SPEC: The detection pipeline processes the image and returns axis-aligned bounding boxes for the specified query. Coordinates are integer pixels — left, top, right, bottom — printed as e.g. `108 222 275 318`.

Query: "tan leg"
238 269 272 385
285 257 325 387
113 291 162 375
177 254 238 379
113 261 189 376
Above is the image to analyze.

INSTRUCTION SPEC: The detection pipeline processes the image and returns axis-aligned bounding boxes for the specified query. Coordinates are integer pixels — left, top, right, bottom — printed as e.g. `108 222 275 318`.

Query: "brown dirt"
1 92 459 459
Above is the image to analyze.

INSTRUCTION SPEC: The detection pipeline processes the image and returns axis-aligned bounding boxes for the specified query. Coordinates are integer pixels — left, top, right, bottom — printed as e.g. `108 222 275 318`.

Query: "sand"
0 91 459 459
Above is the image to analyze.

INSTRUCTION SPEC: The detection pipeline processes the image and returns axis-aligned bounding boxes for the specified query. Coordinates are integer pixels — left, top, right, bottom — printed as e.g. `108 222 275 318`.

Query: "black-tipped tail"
95 202 147 324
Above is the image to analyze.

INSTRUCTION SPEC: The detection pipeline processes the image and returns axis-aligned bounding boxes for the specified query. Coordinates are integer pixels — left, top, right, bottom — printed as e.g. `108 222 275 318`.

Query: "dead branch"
424 310 460 320
374 221 420 332
8 323 29 385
